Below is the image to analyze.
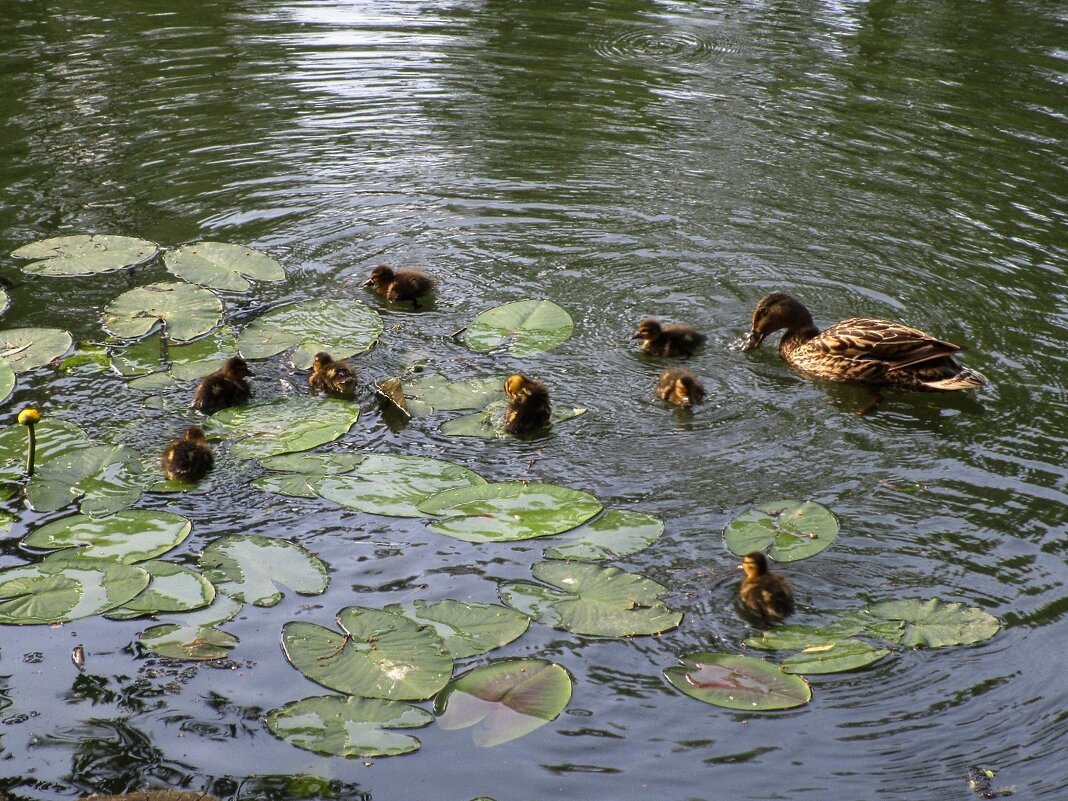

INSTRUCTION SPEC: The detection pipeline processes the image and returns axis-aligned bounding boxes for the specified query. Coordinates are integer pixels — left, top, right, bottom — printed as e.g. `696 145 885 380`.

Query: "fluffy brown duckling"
192 356 254 415
364 264 436 306
657 368 705 408
739 551 795 624
308 351 356 399
632 318 707 357
503 373 552 436
162 426 214 482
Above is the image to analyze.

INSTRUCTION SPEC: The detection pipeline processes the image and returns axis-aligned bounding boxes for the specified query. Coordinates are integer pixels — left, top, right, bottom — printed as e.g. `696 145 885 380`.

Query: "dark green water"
1 1 1065 799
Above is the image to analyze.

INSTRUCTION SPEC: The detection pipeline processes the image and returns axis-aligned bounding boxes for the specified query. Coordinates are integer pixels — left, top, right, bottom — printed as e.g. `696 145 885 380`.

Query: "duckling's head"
505 373 531 399
673 375 702 407
744 293 813 351
364 264 396 289
312 352 335 371
632 319 662 341
740 551 770 579
223 356 255 379
183 426 207 442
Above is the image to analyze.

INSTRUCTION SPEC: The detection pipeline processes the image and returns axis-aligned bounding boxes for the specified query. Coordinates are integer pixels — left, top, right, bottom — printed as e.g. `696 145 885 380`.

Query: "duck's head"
183 425 207 442
743 293 813 351
632 319 662 341
312 352 334 371
364 264 395 289
739 551 770 579
223 356 255 379
672 375 702 407
504 373 532 399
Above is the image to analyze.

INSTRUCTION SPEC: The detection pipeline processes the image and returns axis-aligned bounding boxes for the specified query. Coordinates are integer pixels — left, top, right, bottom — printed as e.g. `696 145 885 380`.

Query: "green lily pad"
419 482 602 543
109 334 163 377
0 418 92 483
780 640 891 675
441 401 588 439
0 362 14 405
267 695 431 758
169 326 242 380
0 328 74 372
105 560 216 620
0 287 9 316
317 454 487 517
0 556 150 624
464 300 573 356
282 607 452 701
238 298 383 369
253 452 367 497
56 345 110 374
745 615 905 651
386 600 530 659
164 242 285 291
207 398 361 460
200 534 328 607
12 234 159 276
138 594 242 660
499 561 682 637
434 659 572 747
104 281 223 343
866 598 1001 648
26 443 145 517
22 510 192 563
724 500 839 562
377 373 506 418
543 509 664 561
664 652 812 710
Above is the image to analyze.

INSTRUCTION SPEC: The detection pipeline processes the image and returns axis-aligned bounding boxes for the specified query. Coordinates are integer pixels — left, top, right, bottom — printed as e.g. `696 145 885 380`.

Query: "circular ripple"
594 28 742 65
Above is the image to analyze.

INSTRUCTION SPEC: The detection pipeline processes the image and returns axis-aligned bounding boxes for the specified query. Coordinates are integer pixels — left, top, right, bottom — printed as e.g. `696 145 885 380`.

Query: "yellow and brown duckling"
308 351 357 399
192 356 254 415
364 264 436 307
743 292 989 392
739 551 795 624
503 373 552 436
657 368 705 408
162 426 214 482
632 318 707 357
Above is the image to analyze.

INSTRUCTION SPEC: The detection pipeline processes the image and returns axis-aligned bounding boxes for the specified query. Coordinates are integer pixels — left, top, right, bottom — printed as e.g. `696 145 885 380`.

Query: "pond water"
1 1 1066 799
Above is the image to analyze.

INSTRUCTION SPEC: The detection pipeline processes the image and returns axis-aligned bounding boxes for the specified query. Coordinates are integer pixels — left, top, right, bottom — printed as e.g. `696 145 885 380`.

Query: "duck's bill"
742 330 764 351
630 332 643 340
362 278 374 287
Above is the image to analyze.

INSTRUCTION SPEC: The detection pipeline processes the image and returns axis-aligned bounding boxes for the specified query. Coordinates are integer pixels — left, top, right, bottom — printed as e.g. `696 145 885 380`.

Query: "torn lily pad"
387 600 529 659
22 510 192 563
464 300 573 356
664 652 811 710
724 500 839 562
207 398 361 460
543 509 664 561
105 560 215 620
0 555 150 624
164 242 285 292
138 593 242 660
200 534 328 607
267 695 432 758
238 298 382 369
104 281 223 343
12 234 159 276
0 328 74 372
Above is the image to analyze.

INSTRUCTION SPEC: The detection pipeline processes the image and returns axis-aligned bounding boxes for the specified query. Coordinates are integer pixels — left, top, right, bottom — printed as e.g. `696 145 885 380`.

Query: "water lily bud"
18 408 41 425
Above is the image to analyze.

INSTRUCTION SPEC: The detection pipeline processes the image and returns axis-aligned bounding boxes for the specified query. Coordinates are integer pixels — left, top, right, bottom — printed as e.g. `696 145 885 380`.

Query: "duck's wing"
814 318 962 368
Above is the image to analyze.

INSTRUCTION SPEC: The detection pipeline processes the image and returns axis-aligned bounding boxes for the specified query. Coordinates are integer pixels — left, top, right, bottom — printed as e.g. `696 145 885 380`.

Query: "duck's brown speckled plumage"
192 357 254 414
308 352 356 399
503 373 552 436
657 368 705 408
744 293 988 391
632 319 706 357
364 264 436 306
739 551 794 624
162 426 214 482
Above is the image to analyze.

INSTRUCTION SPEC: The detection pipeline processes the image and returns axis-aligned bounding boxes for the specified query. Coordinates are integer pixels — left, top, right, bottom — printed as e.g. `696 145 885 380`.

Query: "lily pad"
419 482 602 543
664 652 812 710
282 607 452 701
498 561 682 637
745 616 904 651
0 287 9 317
26 443 145 517
434 659 572 747
164 242 285 291
267 695 431 758
387 600 530 659
200 534 328 607
105 560 215 620
543 509 664 561
56 345 110 374
780 640 891 675
138 594 242 660
208 398 361 460
0 556 150 624
12 234 159 276
464 300 573 356
377 373 505 418
441 401 588 439
169 326 242 380
724 500 839 562
238 298 383 369
0 362 14 405
0 418 93 483
253 452 366 497
104 281 223 343
866 598 1001 648
317 454 487 517
22 510 192 563
0 328 74 372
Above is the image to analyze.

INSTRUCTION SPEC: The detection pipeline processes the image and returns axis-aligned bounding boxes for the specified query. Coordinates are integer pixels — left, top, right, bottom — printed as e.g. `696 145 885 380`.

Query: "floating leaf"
238 299 383 369
434 659 572 747
780 640 891 675
169 326 241 380
499 561 682 637
109 335 163 377
0 362 14 405
0 328 73 372
138 594 242 660
104 281 223 343
0 419 92 483
724 500 839 562
26 443 145 517
164 242 285 291
200 534 328 607
0 556 150 624
253 452 367 497
866 598 1001 648
441 401 587 439
317 454 487 517
208 398 361 460
420 482 602 543
543 510 664 561
105 560 215 620
267 695 431 758
464 300 573 356
0 287 9 316
664 652 811 710
22 510 192 563
282 607 452 700
378 373 505 418
387 600 529 659
12 234 158 276
56 345 110 374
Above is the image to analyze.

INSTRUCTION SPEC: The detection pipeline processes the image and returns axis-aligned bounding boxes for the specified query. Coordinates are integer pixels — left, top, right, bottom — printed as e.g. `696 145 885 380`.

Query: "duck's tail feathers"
921 367 989 391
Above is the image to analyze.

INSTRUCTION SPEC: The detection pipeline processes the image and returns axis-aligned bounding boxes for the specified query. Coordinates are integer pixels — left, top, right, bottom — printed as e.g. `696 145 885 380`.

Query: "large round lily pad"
105 560 215 620
200 534 328 607
434 659 572 747
23 510 192 563
0 328 74 372
0 418 92 483
253 452 367 499
724 500 839 562
267 695 432 758
543 509 664 561
26 443 145 518
498 561 682 637
238 298 383 369
780 640 891 675
104 282 223 343
419 482 602 543
664 652 812 710
207 398 361 460
387 600 530 659
13 234 159 276
866 598 1000 648
164 242 285 291
464 300 573 356
0 556 150 624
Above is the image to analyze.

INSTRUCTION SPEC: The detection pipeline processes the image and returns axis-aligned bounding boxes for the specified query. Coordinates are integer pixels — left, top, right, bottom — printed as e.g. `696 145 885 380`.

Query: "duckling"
308 351 357 399
363 264 436 307
739 551 795 624
657 368 705 408
503 373 552 436
192 356 254 415
162 426 214 482
632 318 706 357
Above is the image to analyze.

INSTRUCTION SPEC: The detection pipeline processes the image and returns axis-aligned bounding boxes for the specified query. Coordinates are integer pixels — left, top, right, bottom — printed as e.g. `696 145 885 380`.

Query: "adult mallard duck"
503 373 552 436
192 356 254 414
739 551 794 624
162 426 214 482
657 368 705 408
632 318 706 357
744 292 989 394
308 352 356 399
363 264 436 306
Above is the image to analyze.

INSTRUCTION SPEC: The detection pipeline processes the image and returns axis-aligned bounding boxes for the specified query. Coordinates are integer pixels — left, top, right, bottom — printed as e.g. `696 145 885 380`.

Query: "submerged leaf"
464 300 573 356
13 234 158 276
208 398 361 460
724 500 839 562
200 534 328 607
543 509 664 561
164 242 285 291
104 281 223 343
664 652 811 710
0 328 74 372
0 556 150 624
22 510 192 563
387 600 529 659
267 695 431 758
238 298 382 369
